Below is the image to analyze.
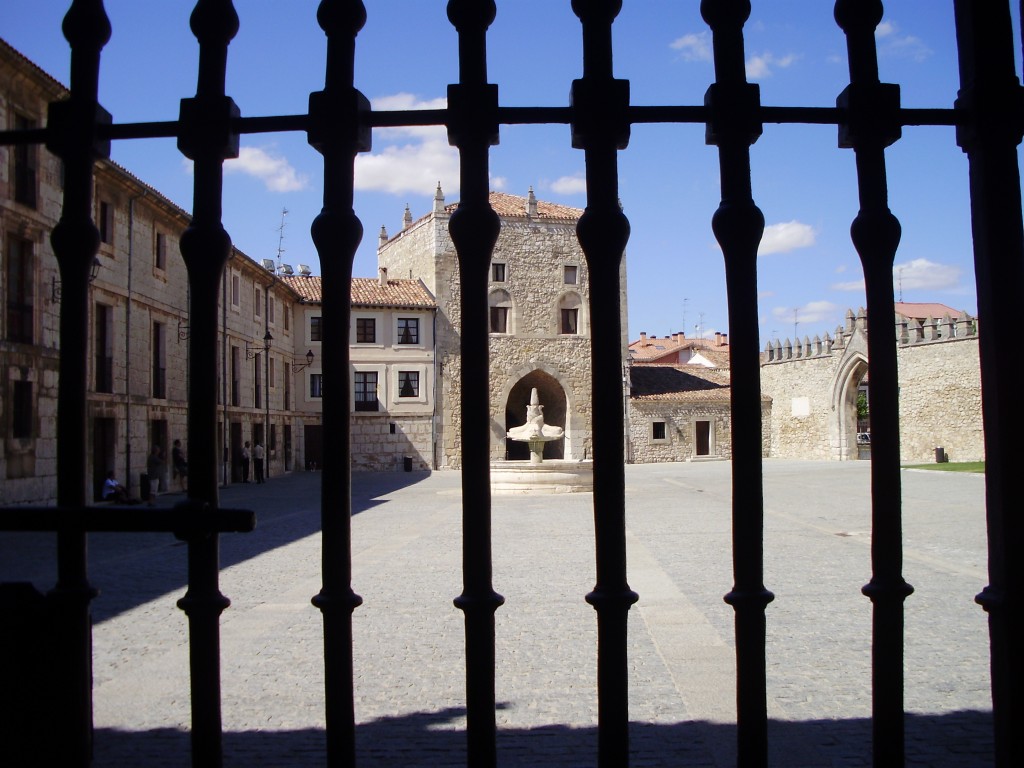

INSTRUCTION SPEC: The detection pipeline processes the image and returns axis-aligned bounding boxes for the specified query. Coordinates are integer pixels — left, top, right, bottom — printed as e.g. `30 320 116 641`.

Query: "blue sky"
6 1 1021 345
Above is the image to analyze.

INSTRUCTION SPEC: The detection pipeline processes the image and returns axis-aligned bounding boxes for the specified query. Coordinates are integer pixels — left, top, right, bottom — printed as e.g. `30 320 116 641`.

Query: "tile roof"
894 302 966 320
446 191 584 221
630 365 744 403
629 334 731 367
279 275 437 309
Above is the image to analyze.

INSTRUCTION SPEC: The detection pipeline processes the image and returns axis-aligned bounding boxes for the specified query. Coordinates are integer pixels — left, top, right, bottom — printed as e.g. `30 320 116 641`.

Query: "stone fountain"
491 387 593 493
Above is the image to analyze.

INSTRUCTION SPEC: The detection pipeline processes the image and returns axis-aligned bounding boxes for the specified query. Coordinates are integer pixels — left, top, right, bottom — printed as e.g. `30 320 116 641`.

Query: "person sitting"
102 470 133 504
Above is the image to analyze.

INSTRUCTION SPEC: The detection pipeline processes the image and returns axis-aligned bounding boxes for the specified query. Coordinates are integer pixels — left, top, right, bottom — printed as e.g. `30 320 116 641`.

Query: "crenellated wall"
760 308 983 463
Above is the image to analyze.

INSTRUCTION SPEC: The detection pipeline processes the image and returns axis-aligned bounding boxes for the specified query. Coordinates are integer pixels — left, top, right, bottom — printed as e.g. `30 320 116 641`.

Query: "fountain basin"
490 459 593 494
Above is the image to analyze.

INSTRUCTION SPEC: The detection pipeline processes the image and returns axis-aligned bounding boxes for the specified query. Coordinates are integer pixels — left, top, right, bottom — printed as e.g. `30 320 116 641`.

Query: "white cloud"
894 258 960 290
550 174 587 195
771 300 839 326
670 32 711 62
746 51 799 79
833 258 960 293
758 221 816 255
491 176 507 191
876 20 931 62
225 146 308 192
355 93 459 196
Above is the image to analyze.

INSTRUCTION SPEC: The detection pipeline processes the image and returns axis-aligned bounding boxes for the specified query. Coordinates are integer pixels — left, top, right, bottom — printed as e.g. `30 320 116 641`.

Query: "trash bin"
403 456 413 472
934 447 947 463
140 472 151 500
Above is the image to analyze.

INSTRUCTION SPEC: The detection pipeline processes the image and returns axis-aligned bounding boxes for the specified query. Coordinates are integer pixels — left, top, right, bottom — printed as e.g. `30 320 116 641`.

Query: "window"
254 353 262 408
284 304 290 331
490 306 508 334
11 381 33 439
560 308 579 335
269 357 276 389
356 317 376 343
398 371 420 398
5 234 34 344
269 297 276 325
492 262 506 282
309 373 323 399
284 366 291 409
231 273 241 308
397 317 419 345
652 421 667 441
231 345 241 406
155 232 167 270
354 371 378 411
310 316 322 341
564 264 578 284
13 113 38 208
254 287 262 319
95 304 113 393
488 288 512 334
152 322 166 398
98 200 114 245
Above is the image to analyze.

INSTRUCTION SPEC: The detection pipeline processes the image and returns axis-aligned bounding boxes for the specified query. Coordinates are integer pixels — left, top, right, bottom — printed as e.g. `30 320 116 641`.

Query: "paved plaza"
1 461 993 766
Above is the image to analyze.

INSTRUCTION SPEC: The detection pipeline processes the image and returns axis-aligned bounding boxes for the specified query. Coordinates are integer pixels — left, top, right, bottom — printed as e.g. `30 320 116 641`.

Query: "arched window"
488 288 513 334
557 291 584 335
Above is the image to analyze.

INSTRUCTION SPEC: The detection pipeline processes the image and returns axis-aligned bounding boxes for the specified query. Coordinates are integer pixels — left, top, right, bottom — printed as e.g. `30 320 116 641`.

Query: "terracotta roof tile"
629 364 767 403
279 275 436 309
446 191 584 221
894 302 966 320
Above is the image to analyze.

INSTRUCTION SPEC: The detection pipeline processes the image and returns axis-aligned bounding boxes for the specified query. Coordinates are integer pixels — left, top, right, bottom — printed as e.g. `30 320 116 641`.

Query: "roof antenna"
897 266 904 302
276 207 288 270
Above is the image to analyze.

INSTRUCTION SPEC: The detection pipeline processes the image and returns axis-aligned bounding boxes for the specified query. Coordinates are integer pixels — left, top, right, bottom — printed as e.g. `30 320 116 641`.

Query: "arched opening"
835 357 870 460
505 369 566 460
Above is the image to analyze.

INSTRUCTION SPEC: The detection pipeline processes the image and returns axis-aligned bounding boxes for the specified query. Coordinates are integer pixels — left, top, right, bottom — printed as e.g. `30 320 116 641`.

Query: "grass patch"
902 461 985 473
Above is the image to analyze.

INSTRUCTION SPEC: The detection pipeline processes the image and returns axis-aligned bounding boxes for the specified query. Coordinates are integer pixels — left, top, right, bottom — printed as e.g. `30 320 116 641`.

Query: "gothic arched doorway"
505 370 566 460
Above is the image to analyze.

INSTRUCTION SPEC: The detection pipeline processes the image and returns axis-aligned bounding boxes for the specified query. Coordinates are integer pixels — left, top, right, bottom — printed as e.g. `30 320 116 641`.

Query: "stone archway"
831 352 869 461
505 370 567 460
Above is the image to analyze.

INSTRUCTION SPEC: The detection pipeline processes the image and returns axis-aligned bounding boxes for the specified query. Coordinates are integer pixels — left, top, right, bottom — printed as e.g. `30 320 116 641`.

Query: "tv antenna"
897 266 904 302
275 208 288 268
793 308 800 340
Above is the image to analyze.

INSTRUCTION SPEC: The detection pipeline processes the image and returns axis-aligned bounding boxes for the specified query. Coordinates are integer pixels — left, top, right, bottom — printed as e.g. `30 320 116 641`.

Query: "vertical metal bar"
700 2 773 766
44 2 111 764
175 2 241 765
308 2 368 766
834 3 914 765
445 3 505 765
953 2 1024 766
570 2 638 765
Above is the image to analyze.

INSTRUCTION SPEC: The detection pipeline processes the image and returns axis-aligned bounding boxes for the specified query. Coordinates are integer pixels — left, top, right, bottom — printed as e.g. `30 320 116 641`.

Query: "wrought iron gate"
2 1 1022 767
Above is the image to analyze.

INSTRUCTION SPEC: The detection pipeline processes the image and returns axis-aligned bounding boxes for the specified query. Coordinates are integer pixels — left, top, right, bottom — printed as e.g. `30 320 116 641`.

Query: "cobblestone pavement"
1 461 993 766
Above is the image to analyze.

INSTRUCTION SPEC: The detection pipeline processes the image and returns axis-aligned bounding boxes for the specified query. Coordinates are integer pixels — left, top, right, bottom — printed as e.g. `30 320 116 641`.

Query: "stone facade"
760 308 983 463
378 186 628 467
1 40 312 504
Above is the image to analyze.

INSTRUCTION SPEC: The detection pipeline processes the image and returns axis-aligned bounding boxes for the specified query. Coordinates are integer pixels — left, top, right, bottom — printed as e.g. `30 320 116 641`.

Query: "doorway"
92 417 116 501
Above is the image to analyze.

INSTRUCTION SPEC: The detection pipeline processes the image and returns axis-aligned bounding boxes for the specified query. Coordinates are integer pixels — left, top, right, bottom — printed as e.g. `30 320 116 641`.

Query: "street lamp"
291 349 314 372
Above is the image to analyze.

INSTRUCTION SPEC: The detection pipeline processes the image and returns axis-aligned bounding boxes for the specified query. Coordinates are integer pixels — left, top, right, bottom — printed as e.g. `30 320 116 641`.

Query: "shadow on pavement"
90 709 992 767
0 470 434 624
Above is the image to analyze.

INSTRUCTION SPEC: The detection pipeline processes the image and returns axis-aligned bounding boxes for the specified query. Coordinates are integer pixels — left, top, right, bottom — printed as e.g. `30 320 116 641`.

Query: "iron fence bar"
307 2 368 766
174 1 242 765
953 2 1024 766
570 2 639 766
42 1 112 764
701 2 774 767
834 3 915 766
446 3 505 765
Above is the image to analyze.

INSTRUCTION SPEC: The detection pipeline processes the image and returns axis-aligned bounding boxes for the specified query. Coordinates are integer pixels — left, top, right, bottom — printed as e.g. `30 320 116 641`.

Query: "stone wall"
760 309 984 463
350 413 433 472
627 400 771 463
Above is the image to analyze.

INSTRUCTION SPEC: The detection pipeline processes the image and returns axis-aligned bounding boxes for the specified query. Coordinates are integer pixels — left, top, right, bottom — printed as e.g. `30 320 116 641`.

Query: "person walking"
241 441 251 483
253 441 265 484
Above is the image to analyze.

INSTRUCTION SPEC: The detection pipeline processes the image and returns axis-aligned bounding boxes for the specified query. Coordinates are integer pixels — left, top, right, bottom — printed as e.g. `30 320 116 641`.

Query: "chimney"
379 266 388 287
526 186 538 217
639 331 647 341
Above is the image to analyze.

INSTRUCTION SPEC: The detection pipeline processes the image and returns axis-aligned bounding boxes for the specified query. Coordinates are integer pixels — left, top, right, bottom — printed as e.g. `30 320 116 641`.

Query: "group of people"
239 440 266 483
102 436 269 505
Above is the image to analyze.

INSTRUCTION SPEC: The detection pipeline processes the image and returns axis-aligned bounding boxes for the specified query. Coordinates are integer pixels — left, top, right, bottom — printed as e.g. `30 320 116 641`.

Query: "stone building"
1 39 313 504
377 185 628 467
281 270 438 472
760 306 983 463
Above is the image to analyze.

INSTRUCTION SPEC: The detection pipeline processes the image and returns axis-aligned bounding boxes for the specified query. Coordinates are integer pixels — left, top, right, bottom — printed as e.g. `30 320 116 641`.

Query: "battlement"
762 307 978 364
